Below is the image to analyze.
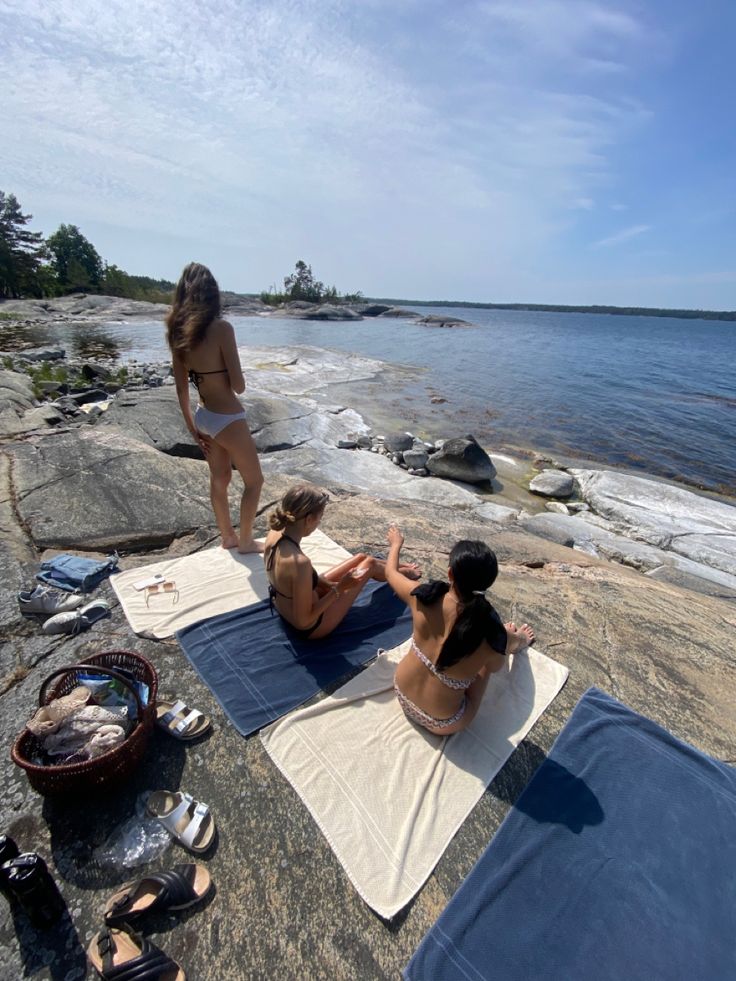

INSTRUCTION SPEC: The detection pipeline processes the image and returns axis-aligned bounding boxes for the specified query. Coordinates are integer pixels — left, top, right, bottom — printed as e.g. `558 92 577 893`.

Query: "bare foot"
399 562 421 580
221 533 239 549
238 539 266 554
504 621 535 654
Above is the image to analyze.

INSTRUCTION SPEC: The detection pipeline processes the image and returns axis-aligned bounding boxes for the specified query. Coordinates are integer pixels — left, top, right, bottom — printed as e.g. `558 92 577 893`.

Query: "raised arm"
218 320 245 394
385 524 418 605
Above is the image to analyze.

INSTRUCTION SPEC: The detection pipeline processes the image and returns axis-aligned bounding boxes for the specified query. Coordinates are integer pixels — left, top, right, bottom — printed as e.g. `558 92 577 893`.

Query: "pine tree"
0 191 49 298
46 224 103 293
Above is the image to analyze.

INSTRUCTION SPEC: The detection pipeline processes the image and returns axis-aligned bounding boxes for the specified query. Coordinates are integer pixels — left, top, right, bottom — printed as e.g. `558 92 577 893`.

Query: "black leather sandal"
88 925 185 980
104 864 212 926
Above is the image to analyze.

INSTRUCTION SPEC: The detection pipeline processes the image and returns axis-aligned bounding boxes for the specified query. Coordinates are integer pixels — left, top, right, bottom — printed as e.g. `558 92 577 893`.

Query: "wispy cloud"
593 224 651 248
0 0 672 300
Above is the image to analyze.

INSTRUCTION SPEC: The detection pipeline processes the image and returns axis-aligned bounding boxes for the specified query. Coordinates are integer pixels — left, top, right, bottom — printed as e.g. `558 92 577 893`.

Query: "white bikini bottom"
194 405 247 438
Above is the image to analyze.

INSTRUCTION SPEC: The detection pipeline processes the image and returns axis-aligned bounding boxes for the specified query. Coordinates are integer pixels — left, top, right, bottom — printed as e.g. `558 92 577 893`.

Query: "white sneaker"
42 600 111 636
18 585 85 616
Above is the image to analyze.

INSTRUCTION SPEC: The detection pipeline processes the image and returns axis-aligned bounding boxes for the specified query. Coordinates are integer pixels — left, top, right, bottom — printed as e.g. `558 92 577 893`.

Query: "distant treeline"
0 189 174 303
367 298 736 322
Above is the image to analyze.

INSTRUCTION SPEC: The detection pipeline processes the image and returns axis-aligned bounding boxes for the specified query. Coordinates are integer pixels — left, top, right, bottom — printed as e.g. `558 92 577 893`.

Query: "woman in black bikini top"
263 483 421 641
166 263 264 554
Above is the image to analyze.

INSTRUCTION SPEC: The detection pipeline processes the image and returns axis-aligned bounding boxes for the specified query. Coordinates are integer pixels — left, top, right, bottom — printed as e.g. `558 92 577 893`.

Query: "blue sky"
3 0 735 307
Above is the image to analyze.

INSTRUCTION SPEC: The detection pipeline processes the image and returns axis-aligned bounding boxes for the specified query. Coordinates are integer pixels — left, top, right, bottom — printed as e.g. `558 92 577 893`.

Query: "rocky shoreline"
1 298 735 980
0 292 475 328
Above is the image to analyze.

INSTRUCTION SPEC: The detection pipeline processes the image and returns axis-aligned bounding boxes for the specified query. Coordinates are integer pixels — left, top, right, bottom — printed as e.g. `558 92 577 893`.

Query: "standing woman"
166 262 264 553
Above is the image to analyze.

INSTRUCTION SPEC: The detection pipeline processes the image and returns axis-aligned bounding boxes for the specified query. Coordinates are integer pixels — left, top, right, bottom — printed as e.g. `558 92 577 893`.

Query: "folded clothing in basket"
25 674 143 766
29 704 131 763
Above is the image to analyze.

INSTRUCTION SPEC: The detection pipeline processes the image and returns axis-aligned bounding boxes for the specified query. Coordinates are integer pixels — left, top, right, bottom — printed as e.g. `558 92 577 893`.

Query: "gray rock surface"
358 304 391 316
261 444 484 510
529 469 574 499
415 314 473 328
377 307 419 318
571 469 736 576
0 294 169 321
519 511 736 597
301 304 362 321
384 433 414 454
99 389 198 456
426 435 496 485
403 449 429 470
0 369 35 414
1 469 735 981
11 429 216 551
474 501 519 525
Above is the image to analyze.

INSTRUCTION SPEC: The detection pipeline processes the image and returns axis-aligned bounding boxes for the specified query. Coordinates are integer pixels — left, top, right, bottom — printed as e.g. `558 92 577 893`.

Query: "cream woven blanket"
110 530 351 639
261 641 569 918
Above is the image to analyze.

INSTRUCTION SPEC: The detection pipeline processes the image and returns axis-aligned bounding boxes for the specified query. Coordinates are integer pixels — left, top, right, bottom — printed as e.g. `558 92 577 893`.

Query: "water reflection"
0 322 54 350
0 322 123 360
69 325 122 360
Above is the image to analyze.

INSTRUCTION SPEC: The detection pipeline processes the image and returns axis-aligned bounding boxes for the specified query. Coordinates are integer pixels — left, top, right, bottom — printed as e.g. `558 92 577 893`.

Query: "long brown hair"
165 262 221 354
268 484 330 531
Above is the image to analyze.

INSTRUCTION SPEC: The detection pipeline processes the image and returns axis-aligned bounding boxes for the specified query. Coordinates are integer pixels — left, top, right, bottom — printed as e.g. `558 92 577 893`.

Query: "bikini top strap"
265 533 303 593
410 637 475 690
188 367 228 391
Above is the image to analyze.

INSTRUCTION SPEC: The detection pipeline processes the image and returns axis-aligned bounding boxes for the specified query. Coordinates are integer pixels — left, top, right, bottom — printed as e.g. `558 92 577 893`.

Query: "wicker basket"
11 651 158 797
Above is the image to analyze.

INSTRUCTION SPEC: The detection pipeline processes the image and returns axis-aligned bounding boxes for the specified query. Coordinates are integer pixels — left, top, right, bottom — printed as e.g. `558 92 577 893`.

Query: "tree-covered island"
2 190 734 322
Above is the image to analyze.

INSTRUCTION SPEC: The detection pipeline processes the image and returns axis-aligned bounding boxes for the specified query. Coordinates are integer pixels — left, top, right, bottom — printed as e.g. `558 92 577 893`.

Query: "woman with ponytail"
264 484 420 639
166 262 263 553
387 526 534 735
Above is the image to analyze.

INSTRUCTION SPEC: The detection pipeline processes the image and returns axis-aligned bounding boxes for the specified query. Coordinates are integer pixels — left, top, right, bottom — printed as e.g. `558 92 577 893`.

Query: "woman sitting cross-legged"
264 484 420 641
386 525 534 736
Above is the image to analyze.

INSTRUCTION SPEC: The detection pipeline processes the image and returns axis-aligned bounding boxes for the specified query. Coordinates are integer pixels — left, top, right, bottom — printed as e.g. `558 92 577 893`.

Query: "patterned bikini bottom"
394 684 468 732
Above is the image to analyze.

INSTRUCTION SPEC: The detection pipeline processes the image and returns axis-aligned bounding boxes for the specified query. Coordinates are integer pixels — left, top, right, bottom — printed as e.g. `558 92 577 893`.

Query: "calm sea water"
5 307 734 494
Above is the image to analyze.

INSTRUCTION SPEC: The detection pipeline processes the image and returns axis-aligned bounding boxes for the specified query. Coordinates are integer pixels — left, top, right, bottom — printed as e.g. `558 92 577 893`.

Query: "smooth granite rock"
426 435 496 485
301 304 362 321
571 469 736 576
529 469 574 499
518 511 736 596
10 429 216 551
0 369 35 415
261 444 483 509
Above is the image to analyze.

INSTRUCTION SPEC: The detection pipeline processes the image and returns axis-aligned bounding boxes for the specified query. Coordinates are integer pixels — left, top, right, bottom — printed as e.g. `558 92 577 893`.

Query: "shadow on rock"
41 736 187 889
6 902 87 981
490 741 604 833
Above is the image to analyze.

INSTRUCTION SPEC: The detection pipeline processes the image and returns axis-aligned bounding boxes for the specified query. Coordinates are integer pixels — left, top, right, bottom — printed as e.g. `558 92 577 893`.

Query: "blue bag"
36 552 119 593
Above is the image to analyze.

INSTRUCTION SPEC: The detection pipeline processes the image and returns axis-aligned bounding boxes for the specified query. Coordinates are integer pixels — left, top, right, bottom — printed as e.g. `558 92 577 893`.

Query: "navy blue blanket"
405 687 736 981
177 581 411 737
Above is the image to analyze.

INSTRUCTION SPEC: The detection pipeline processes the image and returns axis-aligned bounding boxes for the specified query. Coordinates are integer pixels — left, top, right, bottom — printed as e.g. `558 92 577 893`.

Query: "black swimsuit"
188 367 228 392
264 534 323 637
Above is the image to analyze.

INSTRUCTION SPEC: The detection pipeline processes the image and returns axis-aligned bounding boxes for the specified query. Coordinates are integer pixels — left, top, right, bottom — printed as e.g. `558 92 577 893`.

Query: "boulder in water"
426 435 496 485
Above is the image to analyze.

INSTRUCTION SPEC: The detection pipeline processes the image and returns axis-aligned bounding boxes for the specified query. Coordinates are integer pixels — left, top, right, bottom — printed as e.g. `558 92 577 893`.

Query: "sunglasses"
144 580 179 606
